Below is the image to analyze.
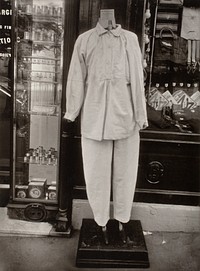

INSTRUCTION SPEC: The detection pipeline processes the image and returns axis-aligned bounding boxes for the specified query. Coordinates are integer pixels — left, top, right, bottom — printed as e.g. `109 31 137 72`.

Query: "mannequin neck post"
99 9 116 29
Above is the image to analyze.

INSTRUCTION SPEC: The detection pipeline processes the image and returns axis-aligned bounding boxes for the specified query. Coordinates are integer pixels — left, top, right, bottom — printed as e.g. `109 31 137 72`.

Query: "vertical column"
56 0 80 235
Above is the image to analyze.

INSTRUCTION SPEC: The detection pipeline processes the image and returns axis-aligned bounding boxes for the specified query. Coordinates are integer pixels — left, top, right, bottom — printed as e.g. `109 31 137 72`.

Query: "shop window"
0 0 12 193
144 0 200 134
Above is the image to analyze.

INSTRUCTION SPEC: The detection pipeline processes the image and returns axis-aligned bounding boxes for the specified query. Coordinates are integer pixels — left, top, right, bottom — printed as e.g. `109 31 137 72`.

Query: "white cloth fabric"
181 7 200 40
64 22 148 141
81 131 140 227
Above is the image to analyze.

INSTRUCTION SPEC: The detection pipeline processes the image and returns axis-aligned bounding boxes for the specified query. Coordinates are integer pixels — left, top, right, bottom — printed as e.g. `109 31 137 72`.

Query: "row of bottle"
30 83 56 106
30 71 56 81
18 69 57 80
149 82 200 110
18 69 60 83
23 57 56 65
24 147 58 165
24 28 58 43
152 82 199 95
20 4 63 17
19 58 60 82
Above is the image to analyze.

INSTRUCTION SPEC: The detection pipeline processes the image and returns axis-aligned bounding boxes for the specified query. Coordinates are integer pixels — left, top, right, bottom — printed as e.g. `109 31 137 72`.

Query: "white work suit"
64 23 148 226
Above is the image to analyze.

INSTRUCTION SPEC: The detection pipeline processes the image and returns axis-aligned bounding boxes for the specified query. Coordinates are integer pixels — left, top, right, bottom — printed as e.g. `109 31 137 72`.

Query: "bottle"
37 5 41 15
48 6 53 16
193 83 199 93
186 83 192 96
26 5 32 15
33 5 37 15
164 83 169 92
179 82 184 89
172 82 176 94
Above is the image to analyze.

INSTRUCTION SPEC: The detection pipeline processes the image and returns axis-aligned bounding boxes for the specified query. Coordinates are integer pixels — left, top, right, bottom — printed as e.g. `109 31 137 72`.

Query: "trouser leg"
81 136 113 227
112 131 140 223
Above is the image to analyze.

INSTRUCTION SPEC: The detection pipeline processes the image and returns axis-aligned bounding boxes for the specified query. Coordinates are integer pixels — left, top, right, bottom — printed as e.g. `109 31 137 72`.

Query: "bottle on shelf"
186 83 192 96
48 6 53 16
36 5 42 15
179 82 184 89
26 5 32 15
163 82 177 109
23 147 58 166
164 83 169 93
172 82 176 94
193 82 199 92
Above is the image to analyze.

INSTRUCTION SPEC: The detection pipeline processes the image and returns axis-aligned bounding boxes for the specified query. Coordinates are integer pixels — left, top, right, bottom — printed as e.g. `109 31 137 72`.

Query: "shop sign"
0 0 11 55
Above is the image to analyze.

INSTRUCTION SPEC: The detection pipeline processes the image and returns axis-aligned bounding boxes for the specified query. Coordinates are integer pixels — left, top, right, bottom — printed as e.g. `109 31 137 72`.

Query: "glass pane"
0 0 12 186
13 0 64 201
145 1 200 134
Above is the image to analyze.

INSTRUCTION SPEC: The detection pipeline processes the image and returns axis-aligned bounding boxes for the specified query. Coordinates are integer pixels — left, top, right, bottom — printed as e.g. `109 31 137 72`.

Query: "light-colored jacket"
64 23 148 141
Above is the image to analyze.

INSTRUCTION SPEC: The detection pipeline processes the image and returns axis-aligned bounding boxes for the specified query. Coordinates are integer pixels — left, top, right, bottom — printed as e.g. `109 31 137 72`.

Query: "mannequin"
98 9 125 244
64 9 148 245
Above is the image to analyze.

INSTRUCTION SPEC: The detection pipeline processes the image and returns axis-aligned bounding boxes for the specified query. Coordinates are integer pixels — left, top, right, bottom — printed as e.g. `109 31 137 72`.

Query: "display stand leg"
54 208 72 236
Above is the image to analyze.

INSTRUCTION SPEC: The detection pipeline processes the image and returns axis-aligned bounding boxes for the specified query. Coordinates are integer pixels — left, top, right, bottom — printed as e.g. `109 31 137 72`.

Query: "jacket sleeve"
64 36 87 121
127 33 148 130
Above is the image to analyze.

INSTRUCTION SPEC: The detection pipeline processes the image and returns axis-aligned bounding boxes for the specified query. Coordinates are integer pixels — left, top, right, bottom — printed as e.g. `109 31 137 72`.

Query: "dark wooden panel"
79 0 100 34
138 140 200 192
129 0 146 44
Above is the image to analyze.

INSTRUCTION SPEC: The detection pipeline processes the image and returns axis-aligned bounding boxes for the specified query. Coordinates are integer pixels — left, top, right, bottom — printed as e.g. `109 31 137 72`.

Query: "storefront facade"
0 0 199 232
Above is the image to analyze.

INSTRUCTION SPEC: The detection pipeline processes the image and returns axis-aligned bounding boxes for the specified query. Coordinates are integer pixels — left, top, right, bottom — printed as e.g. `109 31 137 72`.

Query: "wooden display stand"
76 219 150 268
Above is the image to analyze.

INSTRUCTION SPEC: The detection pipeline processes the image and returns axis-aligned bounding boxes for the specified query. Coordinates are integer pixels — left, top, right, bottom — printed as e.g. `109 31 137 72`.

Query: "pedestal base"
76 219 150 268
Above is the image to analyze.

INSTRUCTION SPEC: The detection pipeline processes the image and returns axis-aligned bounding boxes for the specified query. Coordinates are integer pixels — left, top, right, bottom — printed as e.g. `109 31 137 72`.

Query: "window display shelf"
29 110 60 117
16 110 60 117
22 79 59 84
17 11 63 27
13 197 57 203
17 158 58 166
18 5 63 18
20 13 63 20
21 39 61 46
141 129 200 144
22 56 59 62
22 161 58 166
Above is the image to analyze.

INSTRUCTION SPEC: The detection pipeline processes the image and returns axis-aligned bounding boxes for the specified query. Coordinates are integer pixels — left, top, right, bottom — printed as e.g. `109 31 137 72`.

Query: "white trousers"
81 132 140 227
